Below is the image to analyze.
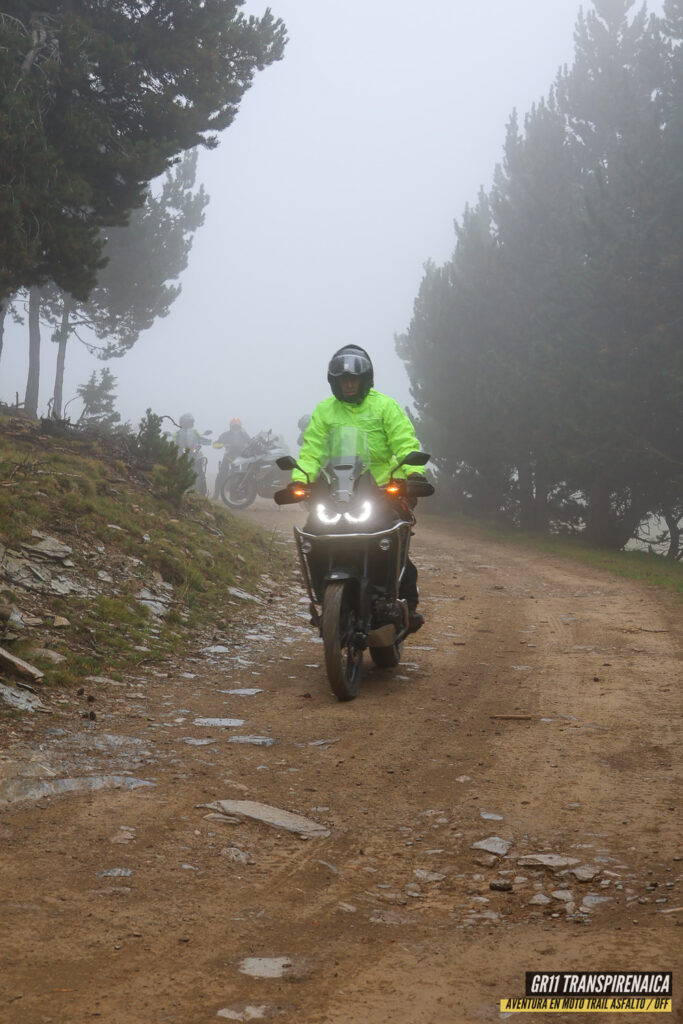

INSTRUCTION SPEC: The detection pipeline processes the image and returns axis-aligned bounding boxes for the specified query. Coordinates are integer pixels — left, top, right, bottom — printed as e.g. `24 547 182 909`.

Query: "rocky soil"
1 501 681 1024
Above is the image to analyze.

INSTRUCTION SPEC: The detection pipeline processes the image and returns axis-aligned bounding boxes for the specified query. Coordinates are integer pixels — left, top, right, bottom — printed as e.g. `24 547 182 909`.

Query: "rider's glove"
405 472 426 510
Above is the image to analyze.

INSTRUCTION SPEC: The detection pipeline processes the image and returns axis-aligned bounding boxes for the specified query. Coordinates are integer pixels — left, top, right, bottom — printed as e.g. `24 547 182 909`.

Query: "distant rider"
174 413 207 451
174 413 211 495
297 414 311 447
213 418 251 500
292 346 426 633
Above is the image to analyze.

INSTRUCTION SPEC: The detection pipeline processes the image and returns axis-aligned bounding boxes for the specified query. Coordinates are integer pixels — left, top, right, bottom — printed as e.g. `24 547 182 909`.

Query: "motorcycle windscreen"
320 426 371 503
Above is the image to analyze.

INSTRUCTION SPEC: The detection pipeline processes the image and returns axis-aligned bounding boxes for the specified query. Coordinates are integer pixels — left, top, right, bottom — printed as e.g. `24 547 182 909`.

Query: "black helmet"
327 345 374 404
179 413 194 428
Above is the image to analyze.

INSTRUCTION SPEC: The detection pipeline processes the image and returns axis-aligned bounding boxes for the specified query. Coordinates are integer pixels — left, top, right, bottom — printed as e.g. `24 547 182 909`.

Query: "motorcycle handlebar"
274 478 435 506
383 479 435 499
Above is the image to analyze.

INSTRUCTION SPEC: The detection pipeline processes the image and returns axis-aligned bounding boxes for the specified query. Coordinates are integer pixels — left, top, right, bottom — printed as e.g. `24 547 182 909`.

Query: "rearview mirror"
276 455 309 482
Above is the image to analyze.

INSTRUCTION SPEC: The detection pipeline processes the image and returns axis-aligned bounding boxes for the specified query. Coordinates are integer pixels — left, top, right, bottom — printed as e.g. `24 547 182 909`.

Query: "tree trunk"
518 456 549 532
584 477 613 546
664 507 682 561
52 295 72 419
24 287 42 417
533 456 550 532
585 478 649 549
0 300 6 365
611 498 648 550
517 458 535 531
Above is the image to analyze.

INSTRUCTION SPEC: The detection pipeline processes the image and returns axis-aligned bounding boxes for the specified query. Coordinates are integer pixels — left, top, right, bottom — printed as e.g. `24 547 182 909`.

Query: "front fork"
310 576 370 644
294 521 412 640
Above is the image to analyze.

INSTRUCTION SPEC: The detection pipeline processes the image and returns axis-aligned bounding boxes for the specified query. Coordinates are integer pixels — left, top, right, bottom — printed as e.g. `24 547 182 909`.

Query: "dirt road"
1 503 680 1024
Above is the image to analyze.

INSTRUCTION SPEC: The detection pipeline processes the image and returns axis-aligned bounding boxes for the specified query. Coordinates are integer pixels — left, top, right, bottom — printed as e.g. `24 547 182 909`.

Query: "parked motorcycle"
220 429 291 509
274 426 434 701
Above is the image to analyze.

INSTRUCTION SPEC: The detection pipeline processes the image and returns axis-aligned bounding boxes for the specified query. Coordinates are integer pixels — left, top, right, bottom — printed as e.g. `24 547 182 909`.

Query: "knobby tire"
322 581 362 701
221 476 257 509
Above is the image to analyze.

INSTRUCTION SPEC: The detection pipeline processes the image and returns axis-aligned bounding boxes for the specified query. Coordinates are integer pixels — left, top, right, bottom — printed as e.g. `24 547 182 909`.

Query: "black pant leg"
400 557 419 609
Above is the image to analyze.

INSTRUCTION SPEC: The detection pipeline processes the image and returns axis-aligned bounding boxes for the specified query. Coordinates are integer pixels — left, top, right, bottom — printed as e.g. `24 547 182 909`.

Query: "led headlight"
316 503 342 525
344 501 373 524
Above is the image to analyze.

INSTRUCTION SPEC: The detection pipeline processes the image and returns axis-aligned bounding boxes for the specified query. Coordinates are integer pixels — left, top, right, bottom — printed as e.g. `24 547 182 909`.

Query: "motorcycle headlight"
316 503 342 525
344 501 373 524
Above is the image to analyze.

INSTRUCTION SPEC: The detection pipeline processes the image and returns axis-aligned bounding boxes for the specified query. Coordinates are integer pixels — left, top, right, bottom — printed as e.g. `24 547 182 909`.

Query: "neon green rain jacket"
292 389 420 486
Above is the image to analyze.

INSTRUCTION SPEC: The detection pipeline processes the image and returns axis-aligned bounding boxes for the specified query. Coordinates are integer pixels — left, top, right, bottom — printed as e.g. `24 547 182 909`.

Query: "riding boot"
407 607 425 634
400 558 424 633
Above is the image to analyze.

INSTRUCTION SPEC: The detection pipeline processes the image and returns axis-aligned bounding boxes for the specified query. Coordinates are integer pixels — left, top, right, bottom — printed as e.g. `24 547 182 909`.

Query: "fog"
3 0 602 454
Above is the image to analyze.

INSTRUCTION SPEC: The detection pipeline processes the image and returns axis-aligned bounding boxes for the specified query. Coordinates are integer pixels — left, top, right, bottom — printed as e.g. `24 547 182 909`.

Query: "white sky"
1 0 655 454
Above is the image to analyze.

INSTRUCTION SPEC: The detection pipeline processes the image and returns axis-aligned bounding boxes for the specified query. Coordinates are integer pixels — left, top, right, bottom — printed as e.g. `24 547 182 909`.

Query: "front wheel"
193 459 207 496
221 474 257 509
322 582 363 701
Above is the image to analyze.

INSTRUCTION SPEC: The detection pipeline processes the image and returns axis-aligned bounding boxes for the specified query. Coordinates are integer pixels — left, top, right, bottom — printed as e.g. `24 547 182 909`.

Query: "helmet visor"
328 352 372 378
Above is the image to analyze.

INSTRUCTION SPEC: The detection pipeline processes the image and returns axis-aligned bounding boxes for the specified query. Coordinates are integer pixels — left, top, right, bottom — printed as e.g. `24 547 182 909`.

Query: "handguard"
383 477 434 499
405 473 435 498
274 482 310 506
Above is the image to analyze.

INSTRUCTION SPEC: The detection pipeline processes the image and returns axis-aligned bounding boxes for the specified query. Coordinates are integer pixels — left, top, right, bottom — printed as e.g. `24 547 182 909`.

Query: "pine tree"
489 100 584 530
398 0 681 548
75 368 121 429
555 0 677 545
0 2 286 304
653 0 683 557
4 2 285 415
397 194 514 517
48 150 209 417
0 12 101 302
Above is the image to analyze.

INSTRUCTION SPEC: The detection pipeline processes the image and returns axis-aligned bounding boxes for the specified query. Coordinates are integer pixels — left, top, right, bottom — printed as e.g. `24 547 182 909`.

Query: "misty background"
0 0 657 456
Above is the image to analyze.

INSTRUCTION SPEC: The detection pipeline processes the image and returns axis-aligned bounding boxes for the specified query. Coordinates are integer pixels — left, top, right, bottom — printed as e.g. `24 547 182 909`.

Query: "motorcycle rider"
292 345 426 633
174 413 206 451
174 413 211 494
297 414 311 447
213 417 251 500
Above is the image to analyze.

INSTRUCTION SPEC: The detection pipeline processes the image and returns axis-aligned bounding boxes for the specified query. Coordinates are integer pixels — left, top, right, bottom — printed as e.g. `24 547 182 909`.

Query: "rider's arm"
292 402 326 482
383 398 421 479
213 431 230 449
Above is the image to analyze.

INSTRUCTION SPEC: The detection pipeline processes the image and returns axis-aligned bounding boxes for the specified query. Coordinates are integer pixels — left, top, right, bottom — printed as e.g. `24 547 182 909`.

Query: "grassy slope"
421 510 683 600
0 415 290 693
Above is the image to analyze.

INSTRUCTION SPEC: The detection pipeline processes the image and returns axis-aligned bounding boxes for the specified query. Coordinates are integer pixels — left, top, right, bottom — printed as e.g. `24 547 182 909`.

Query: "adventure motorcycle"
221 429 291 509
274 426 434 701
